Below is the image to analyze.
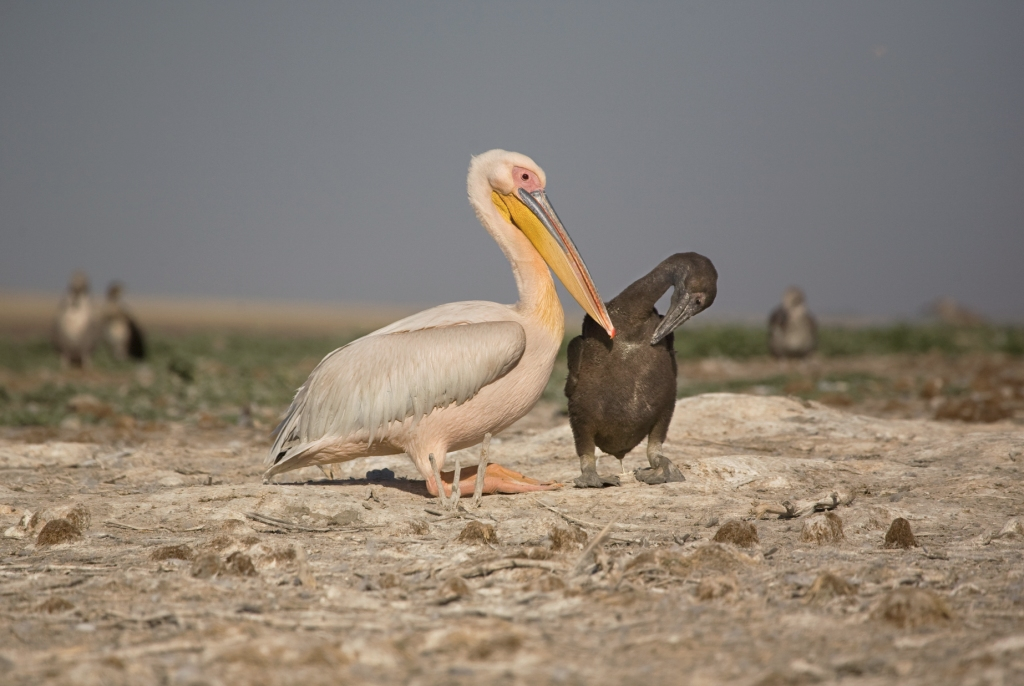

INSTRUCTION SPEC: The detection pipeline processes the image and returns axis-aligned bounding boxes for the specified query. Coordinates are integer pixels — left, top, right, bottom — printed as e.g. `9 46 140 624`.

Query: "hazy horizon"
2 2 1022 321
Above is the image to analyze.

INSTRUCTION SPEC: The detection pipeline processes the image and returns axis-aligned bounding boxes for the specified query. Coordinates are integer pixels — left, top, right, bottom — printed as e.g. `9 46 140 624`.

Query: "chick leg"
634 414 685 485
573 432 619 488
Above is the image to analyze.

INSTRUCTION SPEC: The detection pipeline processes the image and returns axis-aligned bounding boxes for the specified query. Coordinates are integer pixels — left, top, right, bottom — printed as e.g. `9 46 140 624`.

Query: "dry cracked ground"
2 393 1024 685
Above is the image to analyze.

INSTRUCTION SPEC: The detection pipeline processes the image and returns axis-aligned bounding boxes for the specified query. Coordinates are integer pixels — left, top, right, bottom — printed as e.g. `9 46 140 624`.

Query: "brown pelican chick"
566 253 718 488
102 281 146 361
52 271 99 369
768 287 817 359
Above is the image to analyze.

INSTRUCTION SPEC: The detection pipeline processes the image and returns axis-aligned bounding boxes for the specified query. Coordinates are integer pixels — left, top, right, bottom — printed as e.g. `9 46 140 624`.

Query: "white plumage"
271 303 525 461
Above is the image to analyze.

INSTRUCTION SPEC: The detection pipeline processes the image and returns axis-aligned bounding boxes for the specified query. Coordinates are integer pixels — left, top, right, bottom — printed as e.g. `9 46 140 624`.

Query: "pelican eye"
521 172 530 181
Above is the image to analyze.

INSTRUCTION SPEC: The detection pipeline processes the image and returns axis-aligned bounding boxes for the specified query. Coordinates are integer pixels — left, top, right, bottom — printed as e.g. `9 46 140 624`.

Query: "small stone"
996 518 1024 539
329 510 360 527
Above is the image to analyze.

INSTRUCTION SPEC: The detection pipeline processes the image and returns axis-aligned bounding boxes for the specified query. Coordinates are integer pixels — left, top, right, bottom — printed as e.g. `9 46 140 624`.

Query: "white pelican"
768 286 818 359
53 271 98 369
102 281 147 361
265 149 615 496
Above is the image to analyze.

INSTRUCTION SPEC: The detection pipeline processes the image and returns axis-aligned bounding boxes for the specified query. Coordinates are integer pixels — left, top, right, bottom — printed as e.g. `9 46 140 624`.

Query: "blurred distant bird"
265 150 615 497
768 287 817 359
566 253 718 488
929 296 986 327
53 271 98 369
102 281 146 361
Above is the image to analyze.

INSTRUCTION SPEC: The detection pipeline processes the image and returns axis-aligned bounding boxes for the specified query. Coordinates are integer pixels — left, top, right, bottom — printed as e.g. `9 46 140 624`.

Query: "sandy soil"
2 390 1023 686
0 292 415 336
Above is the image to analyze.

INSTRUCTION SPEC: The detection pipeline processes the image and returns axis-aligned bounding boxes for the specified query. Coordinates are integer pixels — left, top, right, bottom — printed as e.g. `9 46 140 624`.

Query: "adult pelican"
265 150 615 496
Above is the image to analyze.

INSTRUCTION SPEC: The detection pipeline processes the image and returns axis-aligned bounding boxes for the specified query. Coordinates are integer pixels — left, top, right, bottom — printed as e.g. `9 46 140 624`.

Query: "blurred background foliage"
1 324 1022 428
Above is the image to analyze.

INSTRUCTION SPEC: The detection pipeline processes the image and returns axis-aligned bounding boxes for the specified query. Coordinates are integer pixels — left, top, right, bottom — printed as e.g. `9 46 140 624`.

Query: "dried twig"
104 520 158 532
243 512 329 532
449 557 565 579
571 520 616 575
533 498 602 529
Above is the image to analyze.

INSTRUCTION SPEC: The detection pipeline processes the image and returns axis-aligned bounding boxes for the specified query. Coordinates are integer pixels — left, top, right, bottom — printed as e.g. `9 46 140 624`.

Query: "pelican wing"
268 319 526 465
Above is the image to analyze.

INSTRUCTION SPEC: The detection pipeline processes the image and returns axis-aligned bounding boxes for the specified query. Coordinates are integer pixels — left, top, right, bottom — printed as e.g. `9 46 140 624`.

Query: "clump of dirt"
873 588 952 628
997 518 1024 540
466 632 523 661
330 510 360 526
712 520 759 547
151 544 194 561
225 551 258 576
517 546 554 560
457 521 498 544
37 597 75 614
626 543 758 579
259 546 297 566
806 572 856 603
64 504 91 531
438 576 471 604
549 525 587 552
525 574 566 593
800 511 845 545
191 553 225 578
696 575 738 600
191 551 258 578
408 520 430 535
884 517 918 548
36 518 82 545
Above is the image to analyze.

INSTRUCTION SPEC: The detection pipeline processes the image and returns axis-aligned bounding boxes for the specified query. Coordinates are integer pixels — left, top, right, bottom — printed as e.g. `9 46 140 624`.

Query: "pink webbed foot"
430 463 562 497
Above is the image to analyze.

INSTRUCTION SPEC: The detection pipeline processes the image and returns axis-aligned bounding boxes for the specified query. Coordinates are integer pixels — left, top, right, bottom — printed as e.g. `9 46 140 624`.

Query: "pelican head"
107 281 124 302
68 271 90 297
469 150 615 338
783 287 806 310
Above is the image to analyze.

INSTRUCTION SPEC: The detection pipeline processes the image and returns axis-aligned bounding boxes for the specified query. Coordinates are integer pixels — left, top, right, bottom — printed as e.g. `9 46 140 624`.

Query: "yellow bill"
492 189 615 337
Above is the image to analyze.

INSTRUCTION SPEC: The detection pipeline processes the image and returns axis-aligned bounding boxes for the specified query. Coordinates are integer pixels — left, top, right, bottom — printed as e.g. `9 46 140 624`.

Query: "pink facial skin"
512 166 544 193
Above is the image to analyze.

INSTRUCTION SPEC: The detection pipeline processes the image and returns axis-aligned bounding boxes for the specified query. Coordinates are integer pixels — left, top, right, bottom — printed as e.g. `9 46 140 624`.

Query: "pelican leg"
471 433 491 507
428 453 455 509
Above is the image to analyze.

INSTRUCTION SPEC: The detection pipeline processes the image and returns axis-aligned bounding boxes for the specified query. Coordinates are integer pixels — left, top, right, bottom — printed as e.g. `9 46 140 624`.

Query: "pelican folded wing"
268 321 526 466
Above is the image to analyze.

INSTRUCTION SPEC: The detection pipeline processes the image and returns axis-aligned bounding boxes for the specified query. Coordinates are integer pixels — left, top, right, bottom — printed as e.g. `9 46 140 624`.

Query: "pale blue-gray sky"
2 2 1022 320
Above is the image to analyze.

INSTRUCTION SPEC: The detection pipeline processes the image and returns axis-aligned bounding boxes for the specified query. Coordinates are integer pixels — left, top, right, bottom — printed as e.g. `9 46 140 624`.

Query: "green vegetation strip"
0 324 1020 427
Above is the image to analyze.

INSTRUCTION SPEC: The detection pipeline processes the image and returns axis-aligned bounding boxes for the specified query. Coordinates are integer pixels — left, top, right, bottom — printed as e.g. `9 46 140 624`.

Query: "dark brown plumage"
565 252 718 488
102 281 146 361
